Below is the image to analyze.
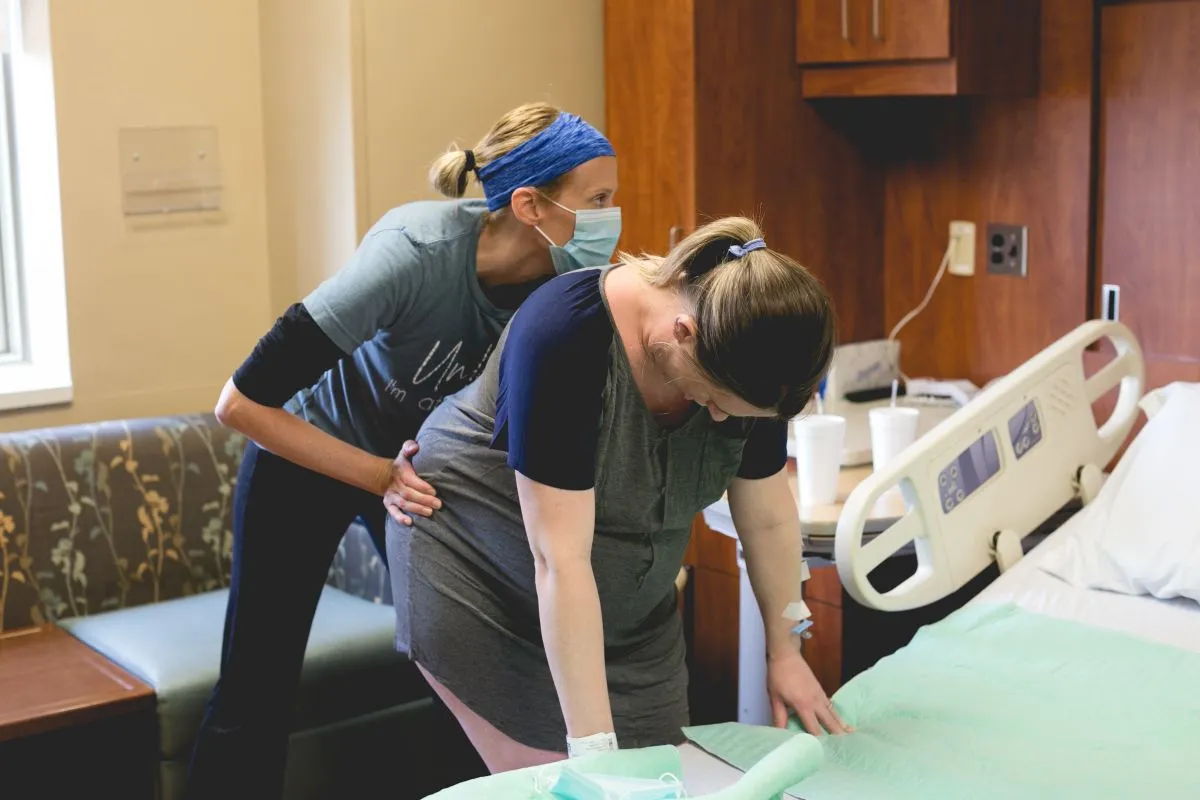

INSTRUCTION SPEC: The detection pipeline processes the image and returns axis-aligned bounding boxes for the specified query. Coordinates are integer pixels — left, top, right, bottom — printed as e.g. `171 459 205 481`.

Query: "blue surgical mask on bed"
536 196 622 274
549 765 685 800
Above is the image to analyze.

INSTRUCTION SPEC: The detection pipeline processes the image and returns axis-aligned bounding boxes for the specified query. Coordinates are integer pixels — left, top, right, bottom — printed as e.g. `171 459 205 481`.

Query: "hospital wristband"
567 731 618 758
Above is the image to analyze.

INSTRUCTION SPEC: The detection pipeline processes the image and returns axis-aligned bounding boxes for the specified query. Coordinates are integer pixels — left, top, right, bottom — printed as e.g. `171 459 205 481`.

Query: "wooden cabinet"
796 0 1039 98
864 0 952 63
680 520 846 720
797 0 951 65
680 519 741 724
795 0 866 65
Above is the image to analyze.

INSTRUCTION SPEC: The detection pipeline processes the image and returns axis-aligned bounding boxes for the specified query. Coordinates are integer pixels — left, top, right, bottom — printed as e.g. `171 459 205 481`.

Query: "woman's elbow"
533 548 592 583
531 545 553 580
214 380 247 429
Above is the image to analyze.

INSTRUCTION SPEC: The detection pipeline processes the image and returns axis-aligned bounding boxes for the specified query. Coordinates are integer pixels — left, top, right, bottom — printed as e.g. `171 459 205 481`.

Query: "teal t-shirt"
286 199 512 458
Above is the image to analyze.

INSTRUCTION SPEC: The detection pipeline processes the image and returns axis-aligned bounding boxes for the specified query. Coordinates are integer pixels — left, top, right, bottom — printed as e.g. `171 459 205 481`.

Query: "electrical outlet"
948 221 976 276
987 224 1028 277
1101 284 1121 321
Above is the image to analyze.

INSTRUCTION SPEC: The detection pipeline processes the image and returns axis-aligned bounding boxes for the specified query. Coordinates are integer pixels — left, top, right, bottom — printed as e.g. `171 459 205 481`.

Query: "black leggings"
185 442 386 799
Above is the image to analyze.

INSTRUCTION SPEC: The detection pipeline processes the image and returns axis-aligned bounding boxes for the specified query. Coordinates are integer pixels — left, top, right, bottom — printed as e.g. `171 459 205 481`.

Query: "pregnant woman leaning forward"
386 216 851 775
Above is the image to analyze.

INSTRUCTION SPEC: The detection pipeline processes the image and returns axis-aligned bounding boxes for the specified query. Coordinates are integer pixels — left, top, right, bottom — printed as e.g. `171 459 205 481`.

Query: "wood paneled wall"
873 0 1200 389
603 0 696 265
609 0 1194 396
1096 0 1200 392
876 0 1097 384
685 0 1104 383
692 0 886 345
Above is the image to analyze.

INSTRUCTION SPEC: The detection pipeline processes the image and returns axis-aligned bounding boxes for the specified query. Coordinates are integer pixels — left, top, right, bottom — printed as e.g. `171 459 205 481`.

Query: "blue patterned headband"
476 112 615 212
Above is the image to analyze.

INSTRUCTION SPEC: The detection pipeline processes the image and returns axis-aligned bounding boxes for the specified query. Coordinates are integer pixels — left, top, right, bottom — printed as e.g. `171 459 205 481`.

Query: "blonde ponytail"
637 217 836 418
430 148 474 198
429 102 564 201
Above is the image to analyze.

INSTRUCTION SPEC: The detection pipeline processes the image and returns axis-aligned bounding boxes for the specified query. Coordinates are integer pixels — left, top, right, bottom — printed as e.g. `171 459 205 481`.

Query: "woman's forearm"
740 518 808 659
535 557 615 740
729 473 810 659
516 476 613 744
215 379 391 495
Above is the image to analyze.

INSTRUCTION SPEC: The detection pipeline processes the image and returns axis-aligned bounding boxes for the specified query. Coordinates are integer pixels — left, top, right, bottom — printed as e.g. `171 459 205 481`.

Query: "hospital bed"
427 320 1200 799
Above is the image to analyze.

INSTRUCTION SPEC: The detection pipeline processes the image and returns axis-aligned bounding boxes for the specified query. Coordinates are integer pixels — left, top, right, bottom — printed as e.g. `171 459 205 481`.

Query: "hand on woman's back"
383 440 442 525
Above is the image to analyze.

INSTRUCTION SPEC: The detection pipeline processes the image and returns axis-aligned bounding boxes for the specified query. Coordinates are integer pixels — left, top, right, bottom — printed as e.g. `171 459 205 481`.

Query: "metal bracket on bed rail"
990 530 1023 573
1074 464 1104 506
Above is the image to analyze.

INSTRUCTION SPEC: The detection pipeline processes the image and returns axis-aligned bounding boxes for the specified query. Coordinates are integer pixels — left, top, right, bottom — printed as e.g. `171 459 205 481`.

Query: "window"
0 49 19 359
0 0 71 411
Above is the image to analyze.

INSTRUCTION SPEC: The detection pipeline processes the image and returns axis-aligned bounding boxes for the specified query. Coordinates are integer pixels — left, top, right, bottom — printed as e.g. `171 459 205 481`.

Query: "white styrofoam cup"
792 414 846 507
869 406 921 471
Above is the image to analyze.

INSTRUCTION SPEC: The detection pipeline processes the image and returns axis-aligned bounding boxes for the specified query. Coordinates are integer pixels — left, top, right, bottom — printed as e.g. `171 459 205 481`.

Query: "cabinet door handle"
840 0 851 41
871 0 884 41
668 225 684 251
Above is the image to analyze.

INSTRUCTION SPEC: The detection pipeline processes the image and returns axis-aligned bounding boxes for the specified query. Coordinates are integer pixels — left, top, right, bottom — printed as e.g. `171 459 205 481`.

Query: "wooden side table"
702 464 904 550
0 625 157 797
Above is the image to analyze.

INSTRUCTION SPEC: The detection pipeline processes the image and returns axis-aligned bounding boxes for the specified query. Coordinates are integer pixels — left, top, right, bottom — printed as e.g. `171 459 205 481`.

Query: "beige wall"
262 0 608 303
1 0 605 432
355 0 607 235
258 0 358 315
0 0 273 432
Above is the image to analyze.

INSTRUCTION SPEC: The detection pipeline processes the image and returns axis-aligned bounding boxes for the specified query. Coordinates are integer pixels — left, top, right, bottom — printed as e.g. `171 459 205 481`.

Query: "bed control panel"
1008 400 1044 460
938 430 1003 513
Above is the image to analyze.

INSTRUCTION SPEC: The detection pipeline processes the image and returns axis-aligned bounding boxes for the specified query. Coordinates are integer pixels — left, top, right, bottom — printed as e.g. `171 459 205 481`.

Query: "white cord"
888 237 957 343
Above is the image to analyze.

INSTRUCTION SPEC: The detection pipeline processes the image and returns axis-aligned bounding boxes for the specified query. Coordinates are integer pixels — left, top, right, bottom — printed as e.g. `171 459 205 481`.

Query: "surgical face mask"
549 765 685 800
535 195 622 275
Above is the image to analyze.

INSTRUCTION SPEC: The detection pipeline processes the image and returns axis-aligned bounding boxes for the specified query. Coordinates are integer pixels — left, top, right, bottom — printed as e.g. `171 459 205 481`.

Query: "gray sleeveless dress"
386 266 754 751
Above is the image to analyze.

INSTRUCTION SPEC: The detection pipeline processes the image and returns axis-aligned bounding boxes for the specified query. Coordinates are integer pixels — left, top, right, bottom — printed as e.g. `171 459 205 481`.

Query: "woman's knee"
475 727 565 775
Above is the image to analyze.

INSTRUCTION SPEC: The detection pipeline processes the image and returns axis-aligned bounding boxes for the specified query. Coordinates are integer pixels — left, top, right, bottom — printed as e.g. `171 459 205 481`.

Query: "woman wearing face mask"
387 217 851 776
186 103 621 799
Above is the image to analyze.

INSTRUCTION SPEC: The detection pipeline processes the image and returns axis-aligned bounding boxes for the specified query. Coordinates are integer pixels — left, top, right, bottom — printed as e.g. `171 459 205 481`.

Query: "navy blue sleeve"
737 419 789 480
232 303 346 408
491 271 613 491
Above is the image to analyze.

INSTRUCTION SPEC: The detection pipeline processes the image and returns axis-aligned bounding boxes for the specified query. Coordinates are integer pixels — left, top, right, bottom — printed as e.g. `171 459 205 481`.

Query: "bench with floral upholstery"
0 413 475 798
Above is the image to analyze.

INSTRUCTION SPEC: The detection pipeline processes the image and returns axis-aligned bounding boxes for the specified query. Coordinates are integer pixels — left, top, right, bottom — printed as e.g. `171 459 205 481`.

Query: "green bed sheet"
686 602 1200 800
423 745 683 799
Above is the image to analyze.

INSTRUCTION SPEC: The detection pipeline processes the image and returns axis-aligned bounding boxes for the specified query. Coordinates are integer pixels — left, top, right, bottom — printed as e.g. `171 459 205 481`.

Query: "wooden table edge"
0 625 156 742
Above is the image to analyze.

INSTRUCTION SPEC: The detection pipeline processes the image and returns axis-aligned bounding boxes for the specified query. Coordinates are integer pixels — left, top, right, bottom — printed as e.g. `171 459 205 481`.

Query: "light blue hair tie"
728 238 767 258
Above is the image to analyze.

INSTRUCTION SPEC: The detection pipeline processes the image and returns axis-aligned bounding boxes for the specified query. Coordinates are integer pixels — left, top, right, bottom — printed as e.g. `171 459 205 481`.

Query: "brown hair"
429 102 569 205
638 217 836 418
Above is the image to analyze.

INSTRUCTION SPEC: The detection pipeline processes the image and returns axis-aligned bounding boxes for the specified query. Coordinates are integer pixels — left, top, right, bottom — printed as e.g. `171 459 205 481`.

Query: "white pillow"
1039 382 1200 604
